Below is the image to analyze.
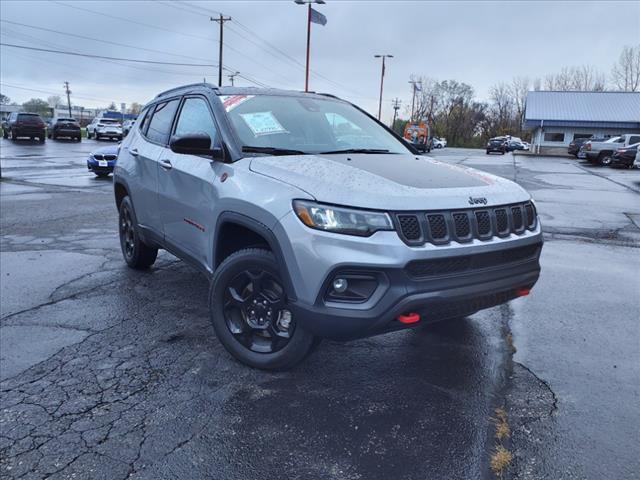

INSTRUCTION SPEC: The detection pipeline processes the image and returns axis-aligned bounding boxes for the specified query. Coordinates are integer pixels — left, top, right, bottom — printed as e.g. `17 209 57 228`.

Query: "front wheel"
209 248 317 370
118 196 158 269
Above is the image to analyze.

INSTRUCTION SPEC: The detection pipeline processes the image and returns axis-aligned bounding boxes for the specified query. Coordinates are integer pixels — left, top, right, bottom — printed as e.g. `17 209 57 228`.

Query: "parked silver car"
114 84 543 370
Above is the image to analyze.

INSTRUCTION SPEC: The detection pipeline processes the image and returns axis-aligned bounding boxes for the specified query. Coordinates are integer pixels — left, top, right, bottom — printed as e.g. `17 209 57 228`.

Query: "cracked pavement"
1 139 639 479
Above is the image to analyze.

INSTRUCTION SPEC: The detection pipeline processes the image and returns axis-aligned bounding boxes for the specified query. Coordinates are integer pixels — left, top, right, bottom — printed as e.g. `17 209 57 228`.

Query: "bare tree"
510 76 530 121
47 95 61 108
544 65 606 91
611 45 640 92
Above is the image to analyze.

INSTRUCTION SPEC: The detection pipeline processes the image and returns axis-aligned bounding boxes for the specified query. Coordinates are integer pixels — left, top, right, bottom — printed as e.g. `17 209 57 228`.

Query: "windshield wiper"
319 148 391 154
242 146 307 156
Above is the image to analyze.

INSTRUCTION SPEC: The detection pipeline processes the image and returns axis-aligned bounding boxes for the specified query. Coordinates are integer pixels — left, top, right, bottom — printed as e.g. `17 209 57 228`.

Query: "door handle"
129 148 139 157
159 159 173 170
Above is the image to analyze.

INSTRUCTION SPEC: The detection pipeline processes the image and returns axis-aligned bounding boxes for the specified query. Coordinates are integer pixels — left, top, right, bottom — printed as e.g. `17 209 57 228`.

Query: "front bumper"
277 211 543 340
87 158 116 173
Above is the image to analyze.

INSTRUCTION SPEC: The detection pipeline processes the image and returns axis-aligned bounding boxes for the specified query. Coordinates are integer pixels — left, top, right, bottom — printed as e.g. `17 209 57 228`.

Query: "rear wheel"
2 129 7 139
209 248 317 370
118 196 158 269
598 152 613 166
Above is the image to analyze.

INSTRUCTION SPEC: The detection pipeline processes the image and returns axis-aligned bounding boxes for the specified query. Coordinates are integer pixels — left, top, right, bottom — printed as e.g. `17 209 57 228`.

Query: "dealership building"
522 91 640 153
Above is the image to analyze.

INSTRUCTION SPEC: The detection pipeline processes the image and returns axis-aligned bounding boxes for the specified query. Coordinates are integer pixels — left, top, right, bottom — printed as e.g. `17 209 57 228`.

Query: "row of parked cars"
570 134 640 168
486 136 530 154
1 112 136 143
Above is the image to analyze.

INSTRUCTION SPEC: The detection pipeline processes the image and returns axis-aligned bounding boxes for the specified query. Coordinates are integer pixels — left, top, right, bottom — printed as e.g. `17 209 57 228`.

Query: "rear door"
124 100 180 234
157 95 221 268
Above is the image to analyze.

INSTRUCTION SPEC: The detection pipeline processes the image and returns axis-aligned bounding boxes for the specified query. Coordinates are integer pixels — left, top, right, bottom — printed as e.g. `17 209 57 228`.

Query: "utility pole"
408 79 422 122
391 98 401 130
295 0 325 92
210 14 231 87
227 71 240 86
63 81 72 117
374 54 393 120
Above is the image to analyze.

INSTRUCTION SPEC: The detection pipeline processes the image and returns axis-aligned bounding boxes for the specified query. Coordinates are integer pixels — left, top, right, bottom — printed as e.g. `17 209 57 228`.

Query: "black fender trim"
213 212 297 301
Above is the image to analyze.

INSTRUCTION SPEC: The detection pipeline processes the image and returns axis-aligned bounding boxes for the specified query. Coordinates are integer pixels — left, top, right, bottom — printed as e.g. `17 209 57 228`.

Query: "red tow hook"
397 312 421 324
516 287 531 297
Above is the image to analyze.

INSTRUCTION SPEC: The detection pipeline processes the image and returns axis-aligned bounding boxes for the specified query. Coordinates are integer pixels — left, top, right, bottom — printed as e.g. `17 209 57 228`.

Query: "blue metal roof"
523 91 640 129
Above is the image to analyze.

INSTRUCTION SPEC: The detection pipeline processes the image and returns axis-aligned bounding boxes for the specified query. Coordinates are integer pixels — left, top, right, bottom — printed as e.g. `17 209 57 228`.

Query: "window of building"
544 132 565 142
573 133 593 140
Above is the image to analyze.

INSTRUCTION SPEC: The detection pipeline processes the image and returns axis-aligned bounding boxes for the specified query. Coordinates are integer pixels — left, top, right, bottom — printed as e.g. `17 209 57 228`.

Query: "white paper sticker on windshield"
220 95 253 112
240 111 288 136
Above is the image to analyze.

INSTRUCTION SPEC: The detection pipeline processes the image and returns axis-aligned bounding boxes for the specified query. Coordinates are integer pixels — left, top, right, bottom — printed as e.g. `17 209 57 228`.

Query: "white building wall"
530 126 640 151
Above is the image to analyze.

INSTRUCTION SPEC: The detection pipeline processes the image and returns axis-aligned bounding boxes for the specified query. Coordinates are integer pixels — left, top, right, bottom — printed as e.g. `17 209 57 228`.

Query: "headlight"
293 200 393 237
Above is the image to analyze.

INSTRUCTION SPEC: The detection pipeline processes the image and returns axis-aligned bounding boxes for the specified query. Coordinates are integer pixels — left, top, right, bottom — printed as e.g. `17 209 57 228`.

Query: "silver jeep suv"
114 84 542 370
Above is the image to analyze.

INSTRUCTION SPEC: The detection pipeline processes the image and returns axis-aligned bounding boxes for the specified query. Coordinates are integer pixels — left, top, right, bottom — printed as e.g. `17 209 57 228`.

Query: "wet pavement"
0 140 638 479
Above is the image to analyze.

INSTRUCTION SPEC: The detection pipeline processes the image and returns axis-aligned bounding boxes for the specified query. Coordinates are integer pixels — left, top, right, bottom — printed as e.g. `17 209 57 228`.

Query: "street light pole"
295 0 325 92
374 54 393 120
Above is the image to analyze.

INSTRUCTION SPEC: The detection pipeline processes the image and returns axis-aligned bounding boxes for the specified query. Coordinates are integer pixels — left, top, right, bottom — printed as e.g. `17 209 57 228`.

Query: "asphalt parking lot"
1 139 639 479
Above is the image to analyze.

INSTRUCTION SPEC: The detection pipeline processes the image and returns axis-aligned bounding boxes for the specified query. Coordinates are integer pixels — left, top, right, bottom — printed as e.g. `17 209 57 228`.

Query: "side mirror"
169 133 224 160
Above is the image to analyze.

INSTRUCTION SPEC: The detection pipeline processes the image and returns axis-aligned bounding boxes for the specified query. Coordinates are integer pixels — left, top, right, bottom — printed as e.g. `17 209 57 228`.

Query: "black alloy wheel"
118 196 157 269
223 269 292 354
209 248 317 370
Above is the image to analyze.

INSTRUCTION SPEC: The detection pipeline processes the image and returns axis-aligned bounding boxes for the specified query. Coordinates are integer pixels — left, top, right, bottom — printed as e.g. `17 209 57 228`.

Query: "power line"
0 82 124 104
49 0 275 88
0 19 217 64
0 43 216 67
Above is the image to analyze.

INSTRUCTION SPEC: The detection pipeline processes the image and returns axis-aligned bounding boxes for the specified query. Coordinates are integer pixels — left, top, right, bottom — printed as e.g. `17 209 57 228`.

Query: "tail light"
586 143 591 151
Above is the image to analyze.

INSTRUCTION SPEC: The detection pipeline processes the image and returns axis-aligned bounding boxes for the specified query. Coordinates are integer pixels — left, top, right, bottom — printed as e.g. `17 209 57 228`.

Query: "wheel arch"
213 212 297 301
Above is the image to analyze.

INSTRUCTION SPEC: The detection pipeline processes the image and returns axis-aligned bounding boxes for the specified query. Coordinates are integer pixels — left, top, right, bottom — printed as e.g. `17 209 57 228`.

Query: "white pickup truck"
581 134 640 165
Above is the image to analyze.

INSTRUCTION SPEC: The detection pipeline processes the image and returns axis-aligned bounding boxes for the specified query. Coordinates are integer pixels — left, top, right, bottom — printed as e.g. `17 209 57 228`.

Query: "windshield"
220 94 410 155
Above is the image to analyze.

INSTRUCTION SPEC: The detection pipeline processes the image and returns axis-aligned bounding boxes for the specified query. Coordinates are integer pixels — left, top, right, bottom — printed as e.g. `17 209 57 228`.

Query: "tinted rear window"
18 113 40 120
100 119 119 124
146 100 180 144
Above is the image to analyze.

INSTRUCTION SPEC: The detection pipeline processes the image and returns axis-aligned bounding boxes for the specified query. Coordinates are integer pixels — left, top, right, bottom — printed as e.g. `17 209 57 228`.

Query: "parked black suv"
47 116 82 141
2 112 46 142
486 137 506 154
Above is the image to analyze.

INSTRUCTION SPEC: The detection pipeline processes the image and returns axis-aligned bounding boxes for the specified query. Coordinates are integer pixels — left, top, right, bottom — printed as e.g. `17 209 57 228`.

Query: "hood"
249 153 529 210
92 145 119 156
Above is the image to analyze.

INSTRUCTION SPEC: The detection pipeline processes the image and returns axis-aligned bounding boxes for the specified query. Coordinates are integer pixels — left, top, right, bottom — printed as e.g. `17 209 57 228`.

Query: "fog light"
332 278 348 293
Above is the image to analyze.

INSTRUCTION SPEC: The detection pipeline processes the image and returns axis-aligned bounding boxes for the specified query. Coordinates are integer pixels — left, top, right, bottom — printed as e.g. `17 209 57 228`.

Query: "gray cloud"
1 0 638 122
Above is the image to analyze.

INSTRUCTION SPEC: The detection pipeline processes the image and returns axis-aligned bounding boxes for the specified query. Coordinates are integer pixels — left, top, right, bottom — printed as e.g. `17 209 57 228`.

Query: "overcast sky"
1 0 638 121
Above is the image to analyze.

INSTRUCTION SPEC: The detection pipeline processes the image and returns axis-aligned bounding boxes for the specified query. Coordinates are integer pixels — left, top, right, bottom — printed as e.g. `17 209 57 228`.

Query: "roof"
154 83 340 101
523 91 640 129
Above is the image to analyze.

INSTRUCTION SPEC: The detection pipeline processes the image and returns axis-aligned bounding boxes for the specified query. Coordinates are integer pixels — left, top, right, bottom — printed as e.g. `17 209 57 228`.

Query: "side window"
138 107 152 135
174 97 217 144
146 99 180 145
628 136 640 145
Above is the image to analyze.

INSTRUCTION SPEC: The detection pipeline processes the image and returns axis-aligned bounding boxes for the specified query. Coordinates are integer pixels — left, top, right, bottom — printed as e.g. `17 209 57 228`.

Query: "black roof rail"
155 82 217 99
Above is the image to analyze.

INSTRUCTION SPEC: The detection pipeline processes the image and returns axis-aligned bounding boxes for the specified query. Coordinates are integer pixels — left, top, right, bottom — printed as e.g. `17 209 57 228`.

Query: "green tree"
107 102 117 111
22 98 52 118
0 93 10 105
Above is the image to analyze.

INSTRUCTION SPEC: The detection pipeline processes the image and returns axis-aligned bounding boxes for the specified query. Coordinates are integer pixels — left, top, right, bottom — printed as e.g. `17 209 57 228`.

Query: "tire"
599 153 613 166
87 129 91 139
2 129 7 139
52 132 57 140
95 131 100 141
39 137 45 143
47 132 52 139
118 196 158 269
486 150 490 155
77 136 82 142
209 248 317 370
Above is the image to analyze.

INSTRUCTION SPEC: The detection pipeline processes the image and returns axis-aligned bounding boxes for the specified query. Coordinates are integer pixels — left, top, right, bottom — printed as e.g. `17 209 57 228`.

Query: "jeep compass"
114 84 542 370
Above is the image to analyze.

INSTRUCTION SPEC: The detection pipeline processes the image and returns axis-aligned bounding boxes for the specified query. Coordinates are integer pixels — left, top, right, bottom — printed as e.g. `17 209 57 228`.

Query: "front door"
157 96 221 269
